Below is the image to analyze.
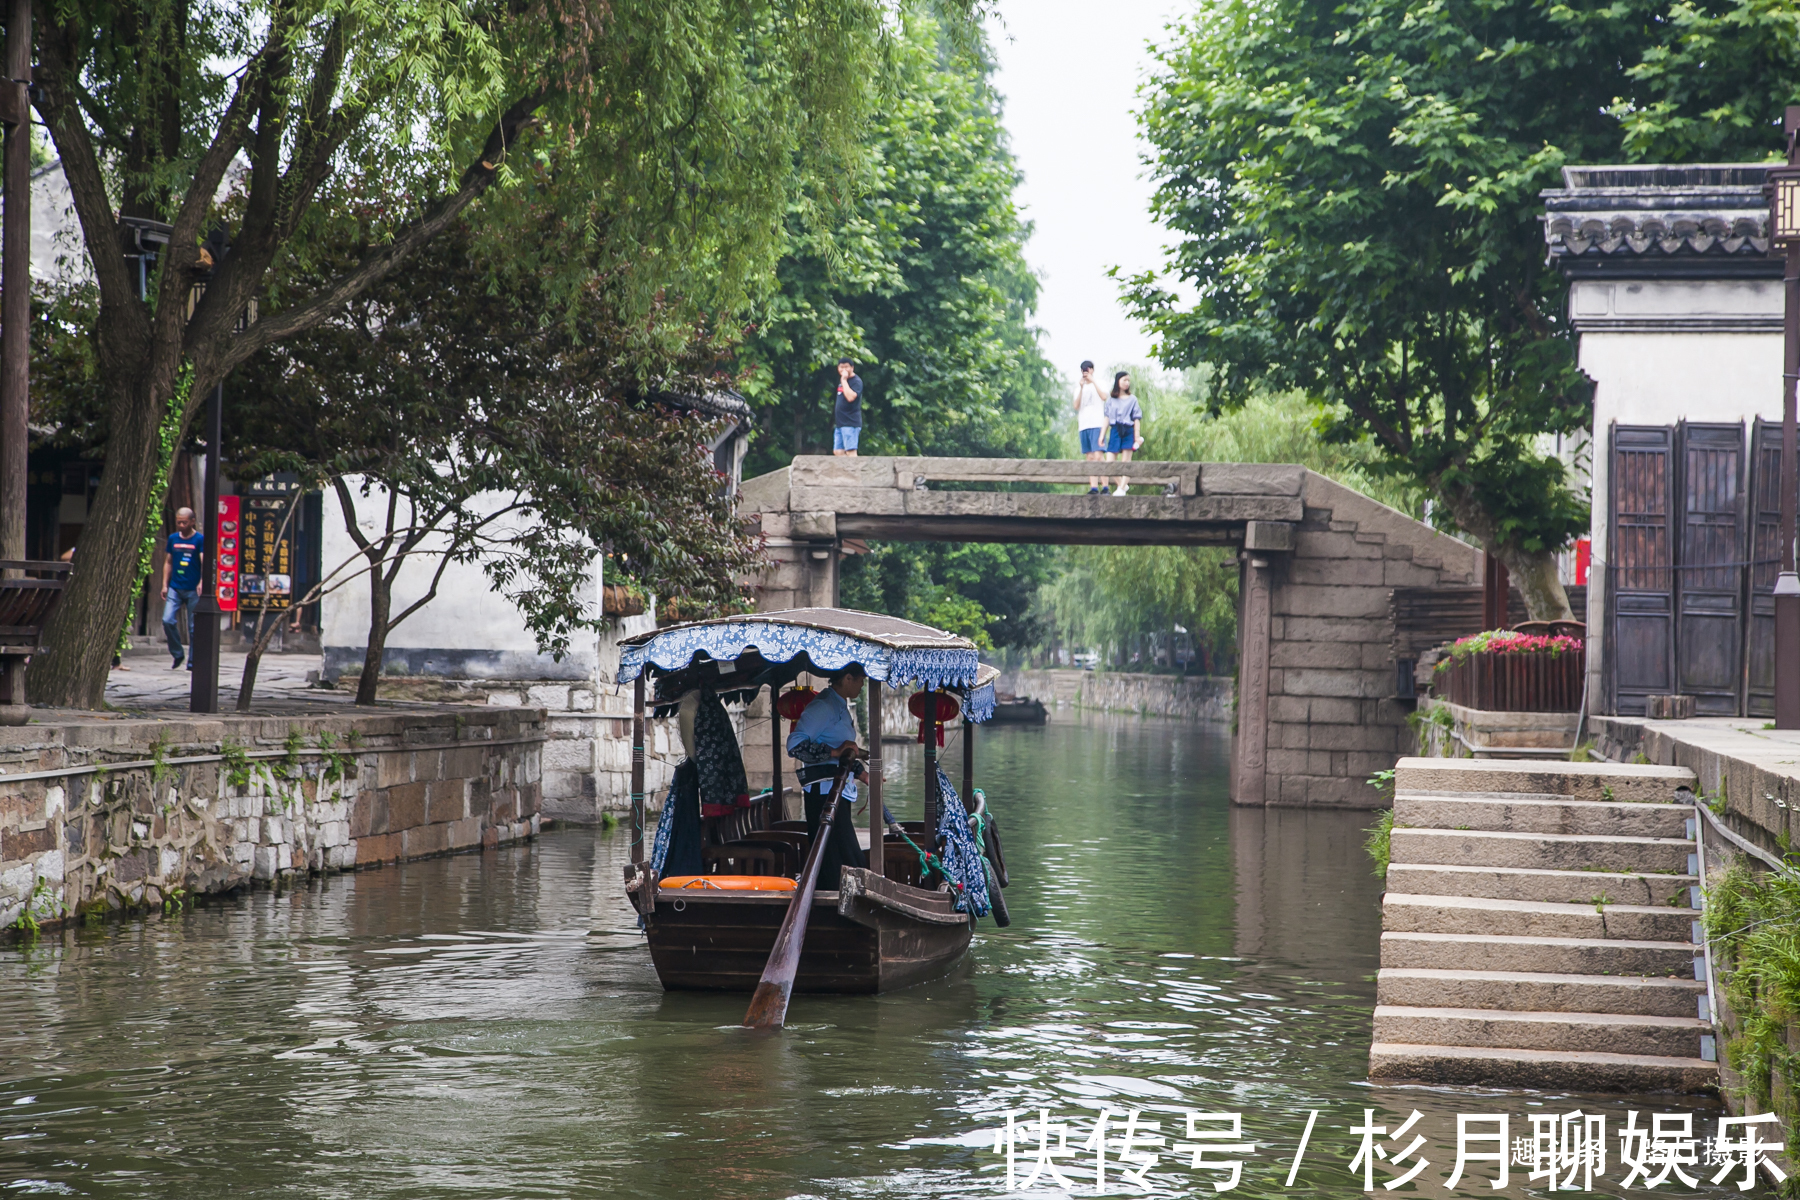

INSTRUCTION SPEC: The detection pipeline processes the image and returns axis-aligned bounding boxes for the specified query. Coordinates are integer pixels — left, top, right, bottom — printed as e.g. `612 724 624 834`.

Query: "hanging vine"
120 365 192 655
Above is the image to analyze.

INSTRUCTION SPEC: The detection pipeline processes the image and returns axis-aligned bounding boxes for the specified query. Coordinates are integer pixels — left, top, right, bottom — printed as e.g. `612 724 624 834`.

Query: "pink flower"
1435 629 1584 673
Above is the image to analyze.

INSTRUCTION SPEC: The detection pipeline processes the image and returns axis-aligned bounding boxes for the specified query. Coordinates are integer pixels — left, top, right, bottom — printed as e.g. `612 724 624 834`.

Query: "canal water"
0 713 1752 1197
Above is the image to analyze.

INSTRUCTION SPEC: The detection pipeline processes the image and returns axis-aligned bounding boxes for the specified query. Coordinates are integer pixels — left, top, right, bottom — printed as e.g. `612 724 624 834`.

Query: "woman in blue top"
786 663 869 889
1102 371 1143 496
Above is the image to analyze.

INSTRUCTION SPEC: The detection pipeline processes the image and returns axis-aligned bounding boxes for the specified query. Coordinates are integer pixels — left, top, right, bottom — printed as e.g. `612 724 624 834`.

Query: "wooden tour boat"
617 608 1011 996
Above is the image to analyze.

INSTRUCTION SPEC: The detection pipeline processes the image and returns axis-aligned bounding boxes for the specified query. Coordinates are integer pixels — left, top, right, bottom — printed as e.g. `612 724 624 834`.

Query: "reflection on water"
0 712 1742 1198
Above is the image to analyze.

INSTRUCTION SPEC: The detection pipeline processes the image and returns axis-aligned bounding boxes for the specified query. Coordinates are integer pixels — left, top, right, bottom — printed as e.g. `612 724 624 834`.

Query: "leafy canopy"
741 14 1061 648
739 12 1060 471
27 0 967 708
231 220 762 667
1125 0 1800 595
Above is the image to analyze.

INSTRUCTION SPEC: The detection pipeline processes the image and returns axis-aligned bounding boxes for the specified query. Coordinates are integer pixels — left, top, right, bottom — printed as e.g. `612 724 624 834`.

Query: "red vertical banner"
216 495 240 612
1575 537 1591 588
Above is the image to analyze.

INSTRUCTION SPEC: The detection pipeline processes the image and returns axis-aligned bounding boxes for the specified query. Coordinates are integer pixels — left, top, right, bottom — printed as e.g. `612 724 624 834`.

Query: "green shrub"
1706 860 1800 1160
1365 808 1394 880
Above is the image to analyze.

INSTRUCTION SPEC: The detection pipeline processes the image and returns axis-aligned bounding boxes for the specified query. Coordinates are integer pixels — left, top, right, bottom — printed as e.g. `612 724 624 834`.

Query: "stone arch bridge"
740 456 1479 808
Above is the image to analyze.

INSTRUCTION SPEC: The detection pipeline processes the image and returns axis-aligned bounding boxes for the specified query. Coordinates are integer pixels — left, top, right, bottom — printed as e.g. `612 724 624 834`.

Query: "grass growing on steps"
1705 857 1800 1191
1365 809 1394 880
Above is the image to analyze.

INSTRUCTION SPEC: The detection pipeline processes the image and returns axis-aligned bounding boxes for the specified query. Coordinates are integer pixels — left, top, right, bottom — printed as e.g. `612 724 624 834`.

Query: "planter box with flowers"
1433 630 1586 714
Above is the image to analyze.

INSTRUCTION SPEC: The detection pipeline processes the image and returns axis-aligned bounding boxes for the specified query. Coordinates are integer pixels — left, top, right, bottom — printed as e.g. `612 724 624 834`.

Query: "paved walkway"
104 651 348 714
1637 715 1800 778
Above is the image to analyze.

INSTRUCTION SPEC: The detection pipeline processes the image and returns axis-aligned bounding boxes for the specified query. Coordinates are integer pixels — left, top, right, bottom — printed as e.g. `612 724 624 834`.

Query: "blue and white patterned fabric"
965 679 997 724
618 619 979 691
649 776 679 874
933 768 991 917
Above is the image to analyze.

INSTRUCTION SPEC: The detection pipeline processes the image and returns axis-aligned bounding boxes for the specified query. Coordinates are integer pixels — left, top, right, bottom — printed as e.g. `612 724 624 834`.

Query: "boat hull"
628 867 972 994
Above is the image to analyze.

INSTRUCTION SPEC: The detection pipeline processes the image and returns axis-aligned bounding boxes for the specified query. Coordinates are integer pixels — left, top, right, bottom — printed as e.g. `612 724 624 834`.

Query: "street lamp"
1770 106 1800 729
187 227 251 714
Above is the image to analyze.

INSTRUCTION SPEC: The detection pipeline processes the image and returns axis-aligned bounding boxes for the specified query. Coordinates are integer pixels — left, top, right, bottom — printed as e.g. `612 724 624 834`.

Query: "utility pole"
1772 106 1800 729
0 0 29 719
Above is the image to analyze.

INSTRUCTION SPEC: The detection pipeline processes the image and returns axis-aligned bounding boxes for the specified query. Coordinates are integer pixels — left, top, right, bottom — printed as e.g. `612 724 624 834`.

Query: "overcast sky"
987 0 1191 382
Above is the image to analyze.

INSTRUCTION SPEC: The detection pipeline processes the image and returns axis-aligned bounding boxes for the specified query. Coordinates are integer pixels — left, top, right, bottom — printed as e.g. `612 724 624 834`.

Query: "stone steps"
1394 792 1691 838
1390 827 1692 873
1392 761 1697 804
1376 967 1706 1018
1370 756 1713 1092
1381 930 1698 976
1384 862 1696 906
1382 891 1700 941
1368 1043 1720 1093
1372 1004 1710 1058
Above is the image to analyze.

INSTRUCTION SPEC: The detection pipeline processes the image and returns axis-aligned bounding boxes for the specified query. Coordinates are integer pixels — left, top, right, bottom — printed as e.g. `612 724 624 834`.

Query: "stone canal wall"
999 668 1234 722
0 709 545 937
323 615 682 824
466 679 681 822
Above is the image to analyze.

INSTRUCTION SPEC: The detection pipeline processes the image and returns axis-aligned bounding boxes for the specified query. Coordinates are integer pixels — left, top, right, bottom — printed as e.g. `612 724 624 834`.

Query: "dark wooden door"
1611 425 1675 716
1746 419 1794 717
1675 423 1747 714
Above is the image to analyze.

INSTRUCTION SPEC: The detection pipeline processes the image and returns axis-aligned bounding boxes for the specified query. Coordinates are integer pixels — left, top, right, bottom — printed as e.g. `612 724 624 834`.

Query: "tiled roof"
1542 164 1774 269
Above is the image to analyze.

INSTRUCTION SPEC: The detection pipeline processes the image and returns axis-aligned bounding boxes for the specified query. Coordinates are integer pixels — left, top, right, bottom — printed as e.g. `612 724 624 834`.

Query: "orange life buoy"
658 875 797 892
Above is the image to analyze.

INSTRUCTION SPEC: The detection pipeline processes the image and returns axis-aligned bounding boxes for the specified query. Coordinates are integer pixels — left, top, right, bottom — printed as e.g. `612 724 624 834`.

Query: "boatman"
786 663 870 889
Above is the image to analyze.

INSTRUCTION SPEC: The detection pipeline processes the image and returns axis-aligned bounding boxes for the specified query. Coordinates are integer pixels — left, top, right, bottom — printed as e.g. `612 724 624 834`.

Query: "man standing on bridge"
832 358 864 456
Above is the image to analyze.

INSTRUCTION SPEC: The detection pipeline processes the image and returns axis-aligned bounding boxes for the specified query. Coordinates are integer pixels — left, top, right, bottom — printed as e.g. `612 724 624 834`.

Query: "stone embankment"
999 669 1234 722
0 709 544 938
1370 756 1717 1092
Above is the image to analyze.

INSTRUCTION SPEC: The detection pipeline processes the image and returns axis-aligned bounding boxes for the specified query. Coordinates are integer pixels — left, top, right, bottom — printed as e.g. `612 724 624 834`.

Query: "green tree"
231 222 760 705
739 14 1060 470
24 0 948 708
739 15 1062 646
1125 0 1800 622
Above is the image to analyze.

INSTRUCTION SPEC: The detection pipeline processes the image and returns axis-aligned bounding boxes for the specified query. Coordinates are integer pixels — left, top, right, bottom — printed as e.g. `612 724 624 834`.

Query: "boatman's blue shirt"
787 688 860 801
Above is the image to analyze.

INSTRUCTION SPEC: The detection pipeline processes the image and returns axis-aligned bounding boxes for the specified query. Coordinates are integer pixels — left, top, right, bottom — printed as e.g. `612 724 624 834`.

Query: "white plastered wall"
1574 277 1784 712
319 479 600 681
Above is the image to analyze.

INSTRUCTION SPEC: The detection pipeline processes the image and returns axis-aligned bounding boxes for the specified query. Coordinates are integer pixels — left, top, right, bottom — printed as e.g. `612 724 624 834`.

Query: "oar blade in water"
742 762 852 1030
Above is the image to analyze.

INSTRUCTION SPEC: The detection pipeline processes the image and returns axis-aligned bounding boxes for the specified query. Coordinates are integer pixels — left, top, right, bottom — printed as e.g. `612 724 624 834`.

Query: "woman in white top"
1072 360 1108 493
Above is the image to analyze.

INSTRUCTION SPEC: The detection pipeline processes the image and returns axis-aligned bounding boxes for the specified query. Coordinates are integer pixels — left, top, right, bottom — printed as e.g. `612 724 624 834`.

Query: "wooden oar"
743 758 854 1029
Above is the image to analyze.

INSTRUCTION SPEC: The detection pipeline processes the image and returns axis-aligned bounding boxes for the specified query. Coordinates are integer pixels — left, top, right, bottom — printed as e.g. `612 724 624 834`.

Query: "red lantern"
907 690 959 746
776 687 818 721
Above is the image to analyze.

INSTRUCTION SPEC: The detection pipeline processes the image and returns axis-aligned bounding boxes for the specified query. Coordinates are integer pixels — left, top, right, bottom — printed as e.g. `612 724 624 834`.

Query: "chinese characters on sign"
985 1108 1785 1193
241 475 298 611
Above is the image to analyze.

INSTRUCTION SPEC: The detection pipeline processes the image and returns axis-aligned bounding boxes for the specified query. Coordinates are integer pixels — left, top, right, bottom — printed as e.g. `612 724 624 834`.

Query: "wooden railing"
0 560 72 656
1435 648 1585 713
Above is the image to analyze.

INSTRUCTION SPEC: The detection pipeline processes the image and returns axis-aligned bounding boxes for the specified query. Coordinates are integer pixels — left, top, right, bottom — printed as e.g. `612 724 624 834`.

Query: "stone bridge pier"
740 457 1479 808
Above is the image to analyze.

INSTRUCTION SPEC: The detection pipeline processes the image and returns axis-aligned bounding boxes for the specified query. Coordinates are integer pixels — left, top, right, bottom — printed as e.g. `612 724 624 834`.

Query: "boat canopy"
965 663 1000 724
619 607 990 711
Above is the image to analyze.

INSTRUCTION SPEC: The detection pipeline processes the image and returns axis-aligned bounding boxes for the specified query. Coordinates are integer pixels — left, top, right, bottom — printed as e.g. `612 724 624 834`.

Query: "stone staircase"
1369 757 1719 1092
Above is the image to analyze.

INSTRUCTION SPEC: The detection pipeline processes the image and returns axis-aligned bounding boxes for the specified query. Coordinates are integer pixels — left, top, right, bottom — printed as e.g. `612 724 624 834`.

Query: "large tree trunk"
1436 485 1576 624
28 371 181 708
1492 546 1575 624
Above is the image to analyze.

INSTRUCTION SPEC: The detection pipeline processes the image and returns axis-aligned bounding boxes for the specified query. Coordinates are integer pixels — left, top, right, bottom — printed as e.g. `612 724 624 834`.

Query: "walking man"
833 358 864 456
161 507 204 670
1073 360 1107 493
1103 371 1143 495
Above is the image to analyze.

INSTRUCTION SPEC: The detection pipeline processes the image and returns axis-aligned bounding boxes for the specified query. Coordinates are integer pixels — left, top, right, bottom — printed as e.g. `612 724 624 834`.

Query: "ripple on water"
0 713 1745 1198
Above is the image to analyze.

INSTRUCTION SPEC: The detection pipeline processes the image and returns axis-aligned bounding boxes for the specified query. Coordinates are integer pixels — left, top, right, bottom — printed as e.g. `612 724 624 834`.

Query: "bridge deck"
742 456 1305 546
